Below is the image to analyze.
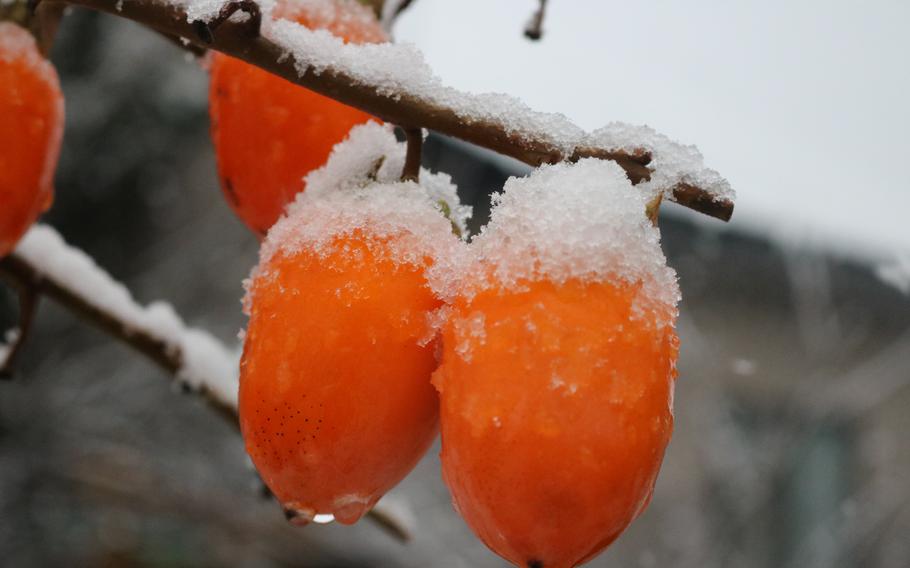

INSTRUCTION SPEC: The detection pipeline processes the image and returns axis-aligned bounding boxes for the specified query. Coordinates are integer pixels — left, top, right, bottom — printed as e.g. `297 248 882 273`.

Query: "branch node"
192 0 261 45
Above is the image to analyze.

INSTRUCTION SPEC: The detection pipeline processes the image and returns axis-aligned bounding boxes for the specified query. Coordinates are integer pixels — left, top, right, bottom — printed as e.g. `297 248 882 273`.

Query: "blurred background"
2 1 909 566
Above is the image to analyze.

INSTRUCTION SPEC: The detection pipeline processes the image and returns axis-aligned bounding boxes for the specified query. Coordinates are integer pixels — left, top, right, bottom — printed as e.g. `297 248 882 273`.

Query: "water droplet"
333 494 371 524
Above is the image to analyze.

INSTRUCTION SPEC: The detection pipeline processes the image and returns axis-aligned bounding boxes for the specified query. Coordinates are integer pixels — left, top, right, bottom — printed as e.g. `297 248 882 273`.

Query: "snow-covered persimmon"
208 0 387 235
433 160 680 567
0 22 63 257
241 231 441 524
239 125 470 524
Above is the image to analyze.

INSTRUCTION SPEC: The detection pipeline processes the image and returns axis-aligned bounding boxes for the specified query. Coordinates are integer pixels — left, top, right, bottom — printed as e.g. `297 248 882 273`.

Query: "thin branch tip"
524 0 547 41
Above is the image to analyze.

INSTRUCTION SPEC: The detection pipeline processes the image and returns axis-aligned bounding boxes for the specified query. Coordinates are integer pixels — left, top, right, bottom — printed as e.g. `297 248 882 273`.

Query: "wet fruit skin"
0 22 64 257
209 2 386 235
239 232 441 524
434 278 679 568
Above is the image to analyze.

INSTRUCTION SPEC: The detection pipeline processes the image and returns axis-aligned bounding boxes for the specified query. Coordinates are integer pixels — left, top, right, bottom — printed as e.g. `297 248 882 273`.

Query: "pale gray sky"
396 0 910 259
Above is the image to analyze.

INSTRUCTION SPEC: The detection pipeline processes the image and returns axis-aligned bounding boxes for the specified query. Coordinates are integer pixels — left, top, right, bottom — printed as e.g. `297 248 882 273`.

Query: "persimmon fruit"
238 156 467 524
433 160 680 567
0 22 63 256
208 0 387 235
435 279 678 567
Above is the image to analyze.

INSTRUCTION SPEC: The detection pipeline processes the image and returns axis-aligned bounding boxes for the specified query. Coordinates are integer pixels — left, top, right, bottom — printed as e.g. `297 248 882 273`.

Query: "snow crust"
13 225 240 408
587 122 735 203
469 159 681 318
248 122 471 306
170 0 230 23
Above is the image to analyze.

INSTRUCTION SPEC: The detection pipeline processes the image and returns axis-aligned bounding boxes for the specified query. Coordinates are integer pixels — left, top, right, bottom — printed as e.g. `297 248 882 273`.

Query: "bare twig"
401 127 422 182
524 0 547 41
0 248 409 541
0 285 39 378
41 0 733 221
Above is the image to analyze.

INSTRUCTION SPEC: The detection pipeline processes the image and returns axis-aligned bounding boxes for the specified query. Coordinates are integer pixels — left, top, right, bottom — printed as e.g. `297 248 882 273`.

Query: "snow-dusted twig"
0 226 411 541
0 225 239 423
42 0 734 221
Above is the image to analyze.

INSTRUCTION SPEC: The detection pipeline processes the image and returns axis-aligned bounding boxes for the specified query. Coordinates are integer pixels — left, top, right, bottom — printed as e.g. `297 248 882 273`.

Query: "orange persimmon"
208 0 386 235
434 159 680 567
0 22 63 256
239 229 442 524
434 278 678 567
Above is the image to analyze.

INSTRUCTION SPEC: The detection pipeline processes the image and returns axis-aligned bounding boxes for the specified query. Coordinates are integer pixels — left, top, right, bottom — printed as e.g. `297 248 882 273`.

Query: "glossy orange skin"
209 2 386 235
434 279 679 567
0 23 63 256
239 232 441 524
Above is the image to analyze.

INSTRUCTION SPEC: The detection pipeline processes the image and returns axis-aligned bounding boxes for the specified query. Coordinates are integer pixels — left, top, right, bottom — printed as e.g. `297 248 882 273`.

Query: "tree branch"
42 0 733 221
0 250 238 424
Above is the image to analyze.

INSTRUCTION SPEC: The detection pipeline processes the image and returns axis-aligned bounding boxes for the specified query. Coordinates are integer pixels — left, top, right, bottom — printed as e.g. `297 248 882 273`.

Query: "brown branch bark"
44 0 733 221
401 127 422 182
0 252 180 375
524 0 547 40
0 250 410 541
155 29 208 56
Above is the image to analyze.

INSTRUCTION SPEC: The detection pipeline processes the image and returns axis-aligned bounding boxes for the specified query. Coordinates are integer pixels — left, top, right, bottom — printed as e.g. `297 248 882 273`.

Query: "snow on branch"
43 0 735 221
0 224 412 540
0 225 240 417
